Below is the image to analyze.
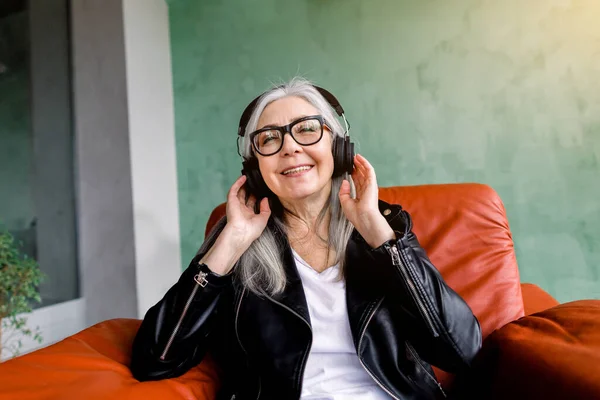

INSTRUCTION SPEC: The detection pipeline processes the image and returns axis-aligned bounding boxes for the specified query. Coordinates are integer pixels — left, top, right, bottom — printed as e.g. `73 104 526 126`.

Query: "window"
0 0 78 308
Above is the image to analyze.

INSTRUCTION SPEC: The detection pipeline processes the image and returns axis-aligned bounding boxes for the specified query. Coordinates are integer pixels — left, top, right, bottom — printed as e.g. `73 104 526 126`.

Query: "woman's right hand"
200 176 270 275
223 175 271 250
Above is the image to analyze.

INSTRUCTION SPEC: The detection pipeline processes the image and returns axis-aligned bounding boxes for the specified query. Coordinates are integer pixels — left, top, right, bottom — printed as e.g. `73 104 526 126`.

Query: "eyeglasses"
249 115 327 157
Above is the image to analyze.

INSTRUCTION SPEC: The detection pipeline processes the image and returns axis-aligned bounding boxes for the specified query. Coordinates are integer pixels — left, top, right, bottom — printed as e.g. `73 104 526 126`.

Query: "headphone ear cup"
332 136 355 177
332 136 343 177
346 137 355 175
241 158 272 205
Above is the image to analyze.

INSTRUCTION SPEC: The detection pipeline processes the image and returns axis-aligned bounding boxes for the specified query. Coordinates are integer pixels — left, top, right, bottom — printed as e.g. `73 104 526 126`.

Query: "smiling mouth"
281 165 313 176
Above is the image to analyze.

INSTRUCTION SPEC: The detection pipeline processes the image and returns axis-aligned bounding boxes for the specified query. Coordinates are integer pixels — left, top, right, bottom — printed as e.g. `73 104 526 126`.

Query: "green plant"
0 230 44 360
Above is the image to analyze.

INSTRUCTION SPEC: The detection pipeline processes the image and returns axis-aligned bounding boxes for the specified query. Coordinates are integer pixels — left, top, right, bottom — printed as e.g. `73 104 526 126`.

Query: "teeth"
283 166 311 175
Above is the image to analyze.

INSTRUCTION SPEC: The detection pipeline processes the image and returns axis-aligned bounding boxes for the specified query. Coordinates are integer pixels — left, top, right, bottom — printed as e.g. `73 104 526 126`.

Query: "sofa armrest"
459 300 600 400
520 283 559 316
0 318 220 400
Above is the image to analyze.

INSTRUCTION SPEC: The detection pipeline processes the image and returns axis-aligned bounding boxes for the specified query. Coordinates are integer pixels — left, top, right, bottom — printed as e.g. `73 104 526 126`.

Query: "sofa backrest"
204 183 524 340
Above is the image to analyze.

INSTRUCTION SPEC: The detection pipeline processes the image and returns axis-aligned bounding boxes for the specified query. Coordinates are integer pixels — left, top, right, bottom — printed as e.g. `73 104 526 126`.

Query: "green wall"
168 0 600 302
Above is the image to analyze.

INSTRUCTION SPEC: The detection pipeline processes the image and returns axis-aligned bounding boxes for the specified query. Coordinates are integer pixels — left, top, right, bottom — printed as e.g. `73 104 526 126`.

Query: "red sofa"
1 184 598 400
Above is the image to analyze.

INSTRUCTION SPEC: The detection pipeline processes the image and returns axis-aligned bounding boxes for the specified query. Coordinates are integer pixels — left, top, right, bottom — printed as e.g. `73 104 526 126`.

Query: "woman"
131 77 481 400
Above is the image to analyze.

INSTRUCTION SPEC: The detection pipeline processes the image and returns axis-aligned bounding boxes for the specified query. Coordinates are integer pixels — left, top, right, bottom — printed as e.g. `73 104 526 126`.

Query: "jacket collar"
269 220 312 326
265 199 402 338
268 232 383 346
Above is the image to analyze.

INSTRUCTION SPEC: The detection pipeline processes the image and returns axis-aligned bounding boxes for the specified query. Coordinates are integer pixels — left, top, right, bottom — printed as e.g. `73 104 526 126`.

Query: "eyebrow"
259 115 310 129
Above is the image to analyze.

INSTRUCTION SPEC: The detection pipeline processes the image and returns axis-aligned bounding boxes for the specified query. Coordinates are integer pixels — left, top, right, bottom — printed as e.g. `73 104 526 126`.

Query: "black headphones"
237 85 355 201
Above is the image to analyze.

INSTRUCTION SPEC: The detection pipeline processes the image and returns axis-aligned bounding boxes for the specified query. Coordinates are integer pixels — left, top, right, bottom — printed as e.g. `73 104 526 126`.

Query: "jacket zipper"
262 295 312 400
357 297 401 400
159 271 209 360
406 341 447 398
385 243 439 337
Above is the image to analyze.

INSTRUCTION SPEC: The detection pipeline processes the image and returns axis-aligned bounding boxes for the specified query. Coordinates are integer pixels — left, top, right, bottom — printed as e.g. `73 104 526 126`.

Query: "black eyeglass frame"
248 115 330 157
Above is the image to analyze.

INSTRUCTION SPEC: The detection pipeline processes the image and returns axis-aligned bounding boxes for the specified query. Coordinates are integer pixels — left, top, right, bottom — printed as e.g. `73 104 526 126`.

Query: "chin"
282 181 332 201
288 189 319 200
279 186 316 200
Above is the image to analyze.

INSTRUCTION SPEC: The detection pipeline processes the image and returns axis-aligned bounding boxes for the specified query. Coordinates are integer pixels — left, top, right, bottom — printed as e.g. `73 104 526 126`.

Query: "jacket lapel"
261 205 400 341
344 234 385 349
269 223 312 327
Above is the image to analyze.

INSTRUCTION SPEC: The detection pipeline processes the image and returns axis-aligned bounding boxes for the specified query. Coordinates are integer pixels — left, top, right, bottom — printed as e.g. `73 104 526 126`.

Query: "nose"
280 132 302 156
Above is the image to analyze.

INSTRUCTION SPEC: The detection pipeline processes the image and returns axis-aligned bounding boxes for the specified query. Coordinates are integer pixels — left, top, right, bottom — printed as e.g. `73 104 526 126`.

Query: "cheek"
322 154 334 172
317 145 335 171
258 159 281 188
258 160 273 180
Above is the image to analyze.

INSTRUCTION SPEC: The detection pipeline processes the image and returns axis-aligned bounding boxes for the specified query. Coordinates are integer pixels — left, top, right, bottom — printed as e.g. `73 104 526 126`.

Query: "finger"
354 154 370 173
237 185 248 204
351 175 363 197
258 197 271 215
349 170 362 194
354 155 366 177
352 164 368 190
246 194 256 210
356 153 369 165
353 156 369 179
228 175 247 202
339 179 354 207
354 156 376 192
339 179 350 196
351 161 366 184
354 163 368 184
255 197 271 224
356 154 376 178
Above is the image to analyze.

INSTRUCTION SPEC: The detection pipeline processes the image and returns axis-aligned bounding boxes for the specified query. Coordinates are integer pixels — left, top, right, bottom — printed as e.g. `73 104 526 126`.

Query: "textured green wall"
168 0 600 302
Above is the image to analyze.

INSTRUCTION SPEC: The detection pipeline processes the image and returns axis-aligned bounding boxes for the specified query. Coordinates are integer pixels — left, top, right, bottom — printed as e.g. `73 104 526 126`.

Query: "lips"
281 164 313 175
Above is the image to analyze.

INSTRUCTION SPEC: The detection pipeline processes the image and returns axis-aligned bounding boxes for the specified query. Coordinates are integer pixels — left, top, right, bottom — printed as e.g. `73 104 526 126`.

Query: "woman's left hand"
339 154 395 248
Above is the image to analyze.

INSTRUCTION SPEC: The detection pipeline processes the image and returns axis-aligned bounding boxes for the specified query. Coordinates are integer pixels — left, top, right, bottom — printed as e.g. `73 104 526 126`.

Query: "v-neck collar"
291 248 339 278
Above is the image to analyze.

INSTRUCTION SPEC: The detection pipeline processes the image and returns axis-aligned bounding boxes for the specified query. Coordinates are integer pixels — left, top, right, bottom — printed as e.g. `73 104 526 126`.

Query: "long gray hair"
201 77 355 296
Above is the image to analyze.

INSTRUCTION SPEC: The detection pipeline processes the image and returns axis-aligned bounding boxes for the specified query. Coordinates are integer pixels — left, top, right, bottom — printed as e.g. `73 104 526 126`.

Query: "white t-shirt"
292 249 391 400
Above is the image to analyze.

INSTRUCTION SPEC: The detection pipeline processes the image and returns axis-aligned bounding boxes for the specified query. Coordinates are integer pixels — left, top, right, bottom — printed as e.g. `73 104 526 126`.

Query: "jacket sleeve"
130 220 234 381
368 201 482 373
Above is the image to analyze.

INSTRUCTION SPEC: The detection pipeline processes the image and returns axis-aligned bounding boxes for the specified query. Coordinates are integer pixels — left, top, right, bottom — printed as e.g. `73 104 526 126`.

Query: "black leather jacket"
131 200 482 399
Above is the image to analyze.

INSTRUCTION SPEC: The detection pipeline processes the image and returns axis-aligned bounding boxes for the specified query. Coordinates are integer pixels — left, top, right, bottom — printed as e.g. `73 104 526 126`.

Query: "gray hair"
204 77 356 296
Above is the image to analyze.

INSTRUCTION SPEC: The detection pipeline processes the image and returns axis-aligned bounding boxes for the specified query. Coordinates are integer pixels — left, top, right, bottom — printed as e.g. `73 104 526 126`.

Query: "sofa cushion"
463 300 600 399
0 318 219 400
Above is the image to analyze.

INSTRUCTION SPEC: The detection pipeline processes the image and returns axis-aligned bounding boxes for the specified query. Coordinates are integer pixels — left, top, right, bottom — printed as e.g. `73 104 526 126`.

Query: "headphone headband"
237 85 345 137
